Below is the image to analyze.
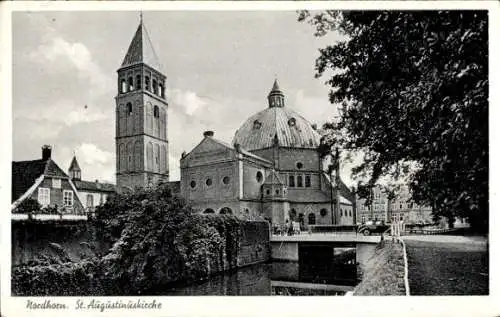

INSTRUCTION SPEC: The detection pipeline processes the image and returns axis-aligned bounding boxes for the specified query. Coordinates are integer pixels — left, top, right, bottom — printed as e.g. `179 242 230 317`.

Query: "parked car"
358 220 390 236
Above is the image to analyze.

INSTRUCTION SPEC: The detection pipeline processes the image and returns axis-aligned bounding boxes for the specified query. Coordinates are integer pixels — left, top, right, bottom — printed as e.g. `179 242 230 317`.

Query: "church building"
180 80 354 227
114 18 355 227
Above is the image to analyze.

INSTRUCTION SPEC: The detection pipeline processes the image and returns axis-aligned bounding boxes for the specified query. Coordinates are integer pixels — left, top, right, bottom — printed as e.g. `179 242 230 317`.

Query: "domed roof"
232 80 321 151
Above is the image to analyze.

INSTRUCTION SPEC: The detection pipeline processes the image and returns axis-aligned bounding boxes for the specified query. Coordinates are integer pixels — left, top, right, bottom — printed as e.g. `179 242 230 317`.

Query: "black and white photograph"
1 1 497 316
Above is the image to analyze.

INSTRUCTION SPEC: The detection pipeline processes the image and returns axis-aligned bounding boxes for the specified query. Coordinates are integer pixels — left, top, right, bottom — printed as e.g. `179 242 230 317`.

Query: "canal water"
159 247 358 296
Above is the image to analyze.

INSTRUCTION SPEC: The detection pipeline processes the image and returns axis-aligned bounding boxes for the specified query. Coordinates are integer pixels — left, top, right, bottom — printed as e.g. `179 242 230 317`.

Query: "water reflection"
162 247 358 296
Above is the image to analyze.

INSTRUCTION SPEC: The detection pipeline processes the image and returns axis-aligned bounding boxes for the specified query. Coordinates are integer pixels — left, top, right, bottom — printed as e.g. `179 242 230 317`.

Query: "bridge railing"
308 225 359 236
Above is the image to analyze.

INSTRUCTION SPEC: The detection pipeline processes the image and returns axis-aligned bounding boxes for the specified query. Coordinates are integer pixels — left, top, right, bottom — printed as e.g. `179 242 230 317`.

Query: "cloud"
29 36 112 94
76 143 113 165
168 88 208 116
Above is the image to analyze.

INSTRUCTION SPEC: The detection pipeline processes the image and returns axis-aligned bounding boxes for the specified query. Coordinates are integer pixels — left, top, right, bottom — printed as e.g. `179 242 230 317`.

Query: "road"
404 235 488 295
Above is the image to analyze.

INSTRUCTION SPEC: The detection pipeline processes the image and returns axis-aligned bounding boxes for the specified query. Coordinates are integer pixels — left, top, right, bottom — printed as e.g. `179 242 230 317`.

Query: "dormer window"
253 120 262 130
128 77 134 91
288 118 296 127
120 79 127 93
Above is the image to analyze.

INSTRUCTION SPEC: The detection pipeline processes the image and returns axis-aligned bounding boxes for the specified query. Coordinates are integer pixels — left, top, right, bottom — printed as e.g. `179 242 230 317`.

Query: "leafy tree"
299 11 488 232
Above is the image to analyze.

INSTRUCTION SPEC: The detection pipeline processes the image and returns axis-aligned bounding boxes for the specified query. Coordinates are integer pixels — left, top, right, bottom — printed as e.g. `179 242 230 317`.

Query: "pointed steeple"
121 17 162 71
268 79 285 108
69 155 81 181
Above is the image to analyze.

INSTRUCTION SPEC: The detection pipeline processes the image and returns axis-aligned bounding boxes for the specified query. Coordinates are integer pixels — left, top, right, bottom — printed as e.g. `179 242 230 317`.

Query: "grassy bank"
353 240 406 296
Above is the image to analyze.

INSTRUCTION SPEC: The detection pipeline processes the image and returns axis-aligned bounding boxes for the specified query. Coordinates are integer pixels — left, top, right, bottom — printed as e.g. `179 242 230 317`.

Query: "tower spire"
268 78 285 108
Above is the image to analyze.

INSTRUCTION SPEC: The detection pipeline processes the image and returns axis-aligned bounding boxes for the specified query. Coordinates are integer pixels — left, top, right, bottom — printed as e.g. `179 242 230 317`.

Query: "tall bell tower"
115 16 169 192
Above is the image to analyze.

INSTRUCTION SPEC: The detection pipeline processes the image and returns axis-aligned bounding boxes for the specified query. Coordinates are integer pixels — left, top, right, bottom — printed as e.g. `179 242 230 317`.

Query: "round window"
222 176 230 185
320 208 328 217
190 180 196 188
256 171 263 183
296 162 303 169
206 178 212 186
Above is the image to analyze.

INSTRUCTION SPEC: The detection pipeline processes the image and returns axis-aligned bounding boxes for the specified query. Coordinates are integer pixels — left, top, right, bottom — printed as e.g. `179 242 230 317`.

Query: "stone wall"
237 220 270 267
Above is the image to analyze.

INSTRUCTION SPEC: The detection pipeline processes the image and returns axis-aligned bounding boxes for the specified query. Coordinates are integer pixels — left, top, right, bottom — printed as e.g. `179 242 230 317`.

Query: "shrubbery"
13 183 245 296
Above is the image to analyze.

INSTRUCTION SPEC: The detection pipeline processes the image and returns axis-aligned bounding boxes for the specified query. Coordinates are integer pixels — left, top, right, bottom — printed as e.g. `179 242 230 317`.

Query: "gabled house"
11 145 84 214
67 155 116 212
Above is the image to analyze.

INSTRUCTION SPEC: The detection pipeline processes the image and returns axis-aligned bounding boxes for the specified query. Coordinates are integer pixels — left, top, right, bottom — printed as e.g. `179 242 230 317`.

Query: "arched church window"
256 171 263 183
275 189 280 195
305 174 311 187
134 141 141 171
145 76 150 91
308 213 316 225
203 208 214 214
288 175 295 187
159 83 164 98
127 103 133 116
266 189 270 195
153 79 158 95
136 75 142 90
190 180 197 189
153 106 159 118
128 77 134 91
120 79 127 93
297 175 303 187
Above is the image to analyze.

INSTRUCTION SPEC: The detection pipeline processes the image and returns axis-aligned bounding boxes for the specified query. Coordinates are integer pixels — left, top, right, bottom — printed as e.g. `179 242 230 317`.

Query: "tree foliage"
299 11 488 231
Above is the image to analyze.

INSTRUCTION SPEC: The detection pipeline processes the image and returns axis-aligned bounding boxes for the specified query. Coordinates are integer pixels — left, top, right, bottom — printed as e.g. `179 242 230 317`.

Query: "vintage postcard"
0 1 498 316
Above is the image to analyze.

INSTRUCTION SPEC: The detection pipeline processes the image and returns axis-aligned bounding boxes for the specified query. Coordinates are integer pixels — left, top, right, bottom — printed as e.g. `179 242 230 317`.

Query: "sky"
12 10 362 185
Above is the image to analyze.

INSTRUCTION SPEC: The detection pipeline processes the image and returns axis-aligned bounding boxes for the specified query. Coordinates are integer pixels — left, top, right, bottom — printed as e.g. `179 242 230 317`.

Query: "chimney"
203 131 214 138
42 145 52 161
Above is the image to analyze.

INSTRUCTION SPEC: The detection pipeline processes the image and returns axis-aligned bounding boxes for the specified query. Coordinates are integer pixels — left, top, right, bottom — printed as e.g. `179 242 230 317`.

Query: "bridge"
270 233 381 268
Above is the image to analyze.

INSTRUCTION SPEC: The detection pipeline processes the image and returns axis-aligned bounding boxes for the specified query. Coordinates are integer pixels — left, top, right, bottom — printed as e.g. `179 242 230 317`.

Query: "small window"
266 189 271 195
87 194 94 208
38 188 50 206
190 180 196 188
349 210 352 217
297 175 303 187
145 76 150 91
127 103 133 116
308 213 316 225
52 178 61 189
288 175 295 187
153 106 159 118
275 189 280 195
120 79 127 93
253 120 262 130
305 175 311 187
128 77 134 91
203 208 215 214
222 176 230 185
159 83 164 98
320 208 328 217
206 178 212 186
136 75 142 90
256 171 263 183
296 162 303 169
153 79 158 95
63 190 74 207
